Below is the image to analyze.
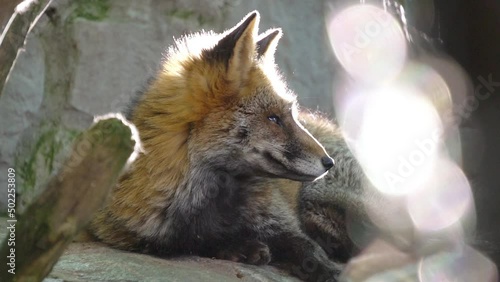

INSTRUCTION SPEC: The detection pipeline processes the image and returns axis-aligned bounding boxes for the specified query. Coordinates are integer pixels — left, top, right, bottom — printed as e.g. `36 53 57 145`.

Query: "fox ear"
211 11 259 83
256 29 282 61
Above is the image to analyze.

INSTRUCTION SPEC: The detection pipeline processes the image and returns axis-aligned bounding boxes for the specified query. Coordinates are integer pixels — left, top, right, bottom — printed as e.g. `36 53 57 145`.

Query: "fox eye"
268 115 283 126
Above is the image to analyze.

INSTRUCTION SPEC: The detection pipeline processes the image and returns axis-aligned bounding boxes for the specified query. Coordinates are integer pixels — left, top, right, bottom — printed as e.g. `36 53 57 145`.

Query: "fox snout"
321 155 335 170
301 151 335 179
287 125 336 181
270 127 335 182
286 152 334 182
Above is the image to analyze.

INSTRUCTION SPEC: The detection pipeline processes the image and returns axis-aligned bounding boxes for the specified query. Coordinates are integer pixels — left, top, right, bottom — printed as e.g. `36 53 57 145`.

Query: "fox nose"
321 156 335 170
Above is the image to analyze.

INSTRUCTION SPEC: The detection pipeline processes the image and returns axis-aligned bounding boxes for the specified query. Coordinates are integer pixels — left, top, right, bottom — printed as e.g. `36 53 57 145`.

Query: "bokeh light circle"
341 87 443 196
418 245 498 282
407 159 474 233
327 5 407 84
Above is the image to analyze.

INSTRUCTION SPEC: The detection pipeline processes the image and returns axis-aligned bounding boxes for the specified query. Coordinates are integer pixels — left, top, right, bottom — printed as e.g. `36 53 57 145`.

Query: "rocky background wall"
0 0 340 211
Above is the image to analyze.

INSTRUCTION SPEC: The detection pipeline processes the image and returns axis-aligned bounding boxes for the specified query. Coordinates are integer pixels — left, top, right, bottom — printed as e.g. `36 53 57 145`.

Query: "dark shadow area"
436 0 500 266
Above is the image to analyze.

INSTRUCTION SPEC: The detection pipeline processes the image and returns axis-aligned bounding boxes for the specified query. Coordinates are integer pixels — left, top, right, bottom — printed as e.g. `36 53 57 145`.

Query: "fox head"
133 11 334 182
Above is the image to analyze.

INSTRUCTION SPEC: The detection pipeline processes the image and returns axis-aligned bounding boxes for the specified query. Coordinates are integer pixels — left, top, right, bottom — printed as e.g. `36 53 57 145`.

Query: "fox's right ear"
209 11 259 85
256 28 282 61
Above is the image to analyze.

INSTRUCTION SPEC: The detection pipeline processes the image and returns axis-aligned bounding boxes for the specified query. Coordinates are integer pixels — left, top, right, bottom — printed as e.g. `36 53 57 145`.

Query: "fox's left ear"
256 28 282 61
210 11 259 84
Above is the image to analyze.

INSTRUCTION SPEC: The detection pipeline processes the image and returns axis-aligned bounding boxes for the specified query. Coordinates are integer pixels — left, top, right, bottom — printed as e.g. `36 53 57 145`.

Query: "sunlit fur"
90 11 343 281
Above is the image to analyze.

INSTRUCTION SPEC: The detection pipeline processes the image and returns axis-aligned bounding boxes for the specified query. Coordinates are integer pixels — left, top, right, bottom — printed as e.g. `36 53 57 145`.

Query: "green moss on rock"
73 0 110 21
166 8 215 27
16 127 80 205
17 129 57 192
167 8 196 20
197 14 215 26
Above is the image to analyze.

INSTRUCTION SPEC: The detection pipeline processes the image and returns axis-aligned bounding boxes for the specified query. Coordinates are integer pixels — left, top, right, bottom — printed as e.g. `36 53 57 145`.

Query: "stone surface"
70 19 163 115
0 35 45 209
0 218 300 281
47 243 299 282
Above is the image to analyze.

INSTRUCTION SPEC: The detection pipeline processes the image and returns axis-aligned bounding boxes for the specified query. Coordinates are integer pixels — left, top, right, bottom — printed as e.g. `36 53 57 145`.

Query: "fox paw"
217 239 271 265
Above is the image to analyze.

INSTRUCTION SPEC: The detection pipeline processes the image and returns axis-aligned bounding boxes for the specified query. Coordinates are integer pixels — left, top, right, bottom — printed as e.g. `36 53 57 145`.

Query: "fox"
90 11 343 281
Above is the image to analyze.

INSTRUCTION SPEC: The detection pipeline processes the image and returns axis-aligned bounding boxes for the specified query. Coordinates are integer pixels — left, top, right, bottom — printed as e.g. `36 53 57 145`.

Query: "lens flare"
418 245 498 282
397 62 453 119
327 5 407 84
407 160 474 233
361 188 415 247
341 87 443 195
417 54 471 128
326 4 490 279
